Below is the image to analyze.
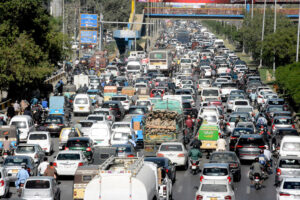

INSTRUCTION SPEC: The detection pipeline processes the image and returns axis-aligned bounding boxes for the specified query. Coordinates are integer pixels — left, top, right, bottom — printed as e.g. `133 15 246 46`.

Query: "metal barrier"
44 71 67 85
0 99 11 111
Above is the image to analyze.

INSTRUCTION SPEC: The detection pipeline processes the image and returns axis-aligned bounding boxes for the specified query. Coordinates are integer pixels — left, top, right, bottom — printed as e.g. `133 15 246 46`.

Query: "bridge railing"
44 71 66 85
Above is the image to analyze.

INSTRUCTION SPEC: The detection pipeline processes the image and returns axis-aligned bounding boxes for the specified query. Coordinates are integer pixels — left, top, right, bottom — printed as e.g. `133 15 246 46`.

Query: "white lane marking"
177 185 183 193
246 185 250 194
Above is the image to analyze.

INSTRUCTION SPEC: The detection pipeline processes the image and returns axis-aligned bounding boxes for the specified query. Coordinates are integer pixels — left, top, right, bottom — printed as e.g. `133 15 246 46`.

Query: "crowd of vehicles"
0 20 298 200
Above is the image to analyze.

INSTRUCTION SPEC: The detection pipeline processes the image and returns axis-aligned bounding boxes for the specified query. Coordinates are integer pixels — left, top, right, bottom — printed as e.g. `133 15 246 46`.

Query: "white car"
157 142 188 169
27 131 53 155
54 150 87 176
257 89 273 105
88 122 111 147
0 167 9 198
111 95 131 111
276 177 300 200
111 122 131 131
110 128 136 145
231 100 250 113
14 144 45 164
195 179 235 200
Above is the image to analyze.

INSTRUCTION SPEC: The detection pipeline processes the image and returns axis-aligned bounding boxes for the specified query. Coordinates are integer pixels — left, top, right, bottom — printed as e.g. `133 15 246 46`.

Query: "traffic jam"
0 20 299 200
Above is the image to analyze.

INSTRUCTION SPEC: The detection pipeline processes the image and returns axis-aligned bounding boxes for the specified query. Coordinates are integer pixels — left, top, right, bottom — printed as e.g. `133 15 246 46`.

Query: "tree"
0 0 67 97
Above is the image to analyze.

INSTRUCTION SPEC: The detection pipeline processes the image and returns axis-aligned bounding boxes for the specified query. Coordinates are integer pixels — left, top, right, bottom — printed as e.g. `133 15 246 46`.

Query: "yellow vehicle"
103 86 117 102
59 127 82 150
121 86 135 97
73 165 99 200
198 124 220 157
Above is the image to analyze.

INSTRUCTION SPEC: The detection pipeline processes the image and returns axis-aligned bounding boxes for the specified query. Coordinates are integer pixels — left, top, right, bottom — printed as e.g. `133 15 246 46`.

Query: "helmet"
21 163 26 169
254 157 259 162
260 149 264 154
264 145 269 150
193 144 198 149
128 135 132 139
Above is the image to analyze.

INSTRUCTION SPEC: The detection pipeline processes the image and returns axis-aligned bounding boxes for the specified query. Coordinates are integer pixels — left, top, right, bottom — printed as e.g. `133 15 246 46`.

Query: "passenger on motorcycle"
185 115 194 136
249 90 257 103
258 150 267 166
256 114 267 127
216 134 227 151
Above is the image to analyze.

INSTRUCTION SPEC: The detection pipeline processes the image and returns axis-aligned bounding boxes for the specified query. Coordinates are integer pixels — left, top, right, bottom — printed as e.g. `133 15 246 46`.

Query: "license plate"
192 166 197 169
206 143 211 147
12 169 18 173
79 107 84 110
210 198 217 200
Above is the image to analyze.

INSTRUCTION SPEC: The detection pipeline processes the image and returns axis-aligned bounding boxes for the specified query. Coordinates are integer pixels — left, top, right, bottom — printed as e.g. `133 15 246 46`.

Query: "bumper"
166 157 186 166
56 167 77 176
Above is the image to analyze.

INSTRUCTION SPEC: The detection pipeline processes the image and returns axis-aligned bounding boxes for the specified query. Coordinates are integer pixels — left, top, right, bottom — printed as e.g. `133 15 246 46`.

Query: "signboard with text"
80 30 98 44
80 14 98 28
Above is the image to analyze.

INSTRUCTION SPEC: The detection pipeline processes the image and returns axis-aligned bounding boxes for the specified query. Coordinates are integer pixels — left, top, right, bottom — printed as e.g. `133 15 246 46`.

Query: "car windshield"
201 184 227 192
113 132 129 141
61 129 79 138
274 118 292 124
202 90 219 96
203 168 228 176
279 159 300 169
29 134 47 140
229 95 244 100
4 157 29 166
182 103 192 109
238 137 264 146
57 153 80 160
199 80 210 84
235 101 248 106
75 98 88 104
236 107 252 112
210 153 237 163
268 100 284 105
282 142 300 151
102 103 118 109
229 117 246 122
283 181 300 189
203 115 217 122
11 121 27 129
231 91 244 95
128 108 146 115
127 65 140 70
67 140 89 148
16 146 35 153
80 122 94 128
268 106 284 112
25 180 50 189
145 159 166 167
111 97 127 101
232 129 253 137
160 145 183 151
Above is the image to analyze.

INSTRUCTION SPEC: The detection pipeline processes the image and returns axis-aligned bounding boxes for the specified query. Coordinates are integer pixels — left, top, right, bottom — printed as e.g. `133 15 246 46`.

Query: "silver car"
14 144 45 164
21 176 61 200
275 156 300 186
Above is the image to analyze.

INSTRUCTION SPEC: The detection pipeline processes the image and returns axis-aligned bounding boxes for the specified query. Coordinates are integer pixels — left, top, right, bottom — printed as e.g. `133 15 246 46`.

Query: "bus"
148 50 172 74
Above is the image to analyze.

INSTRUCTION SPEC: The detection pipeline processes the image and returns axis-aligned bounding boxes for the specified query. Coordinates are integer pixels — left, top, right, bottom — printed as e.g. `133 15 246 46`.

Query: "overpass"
144 6 300 19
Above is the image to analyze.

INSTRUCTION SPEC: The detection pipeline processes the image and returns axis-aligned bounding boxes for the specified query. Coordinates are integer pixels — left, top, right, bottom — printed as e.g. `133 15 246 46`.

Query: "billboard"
80 30 98 44
80 14 98 28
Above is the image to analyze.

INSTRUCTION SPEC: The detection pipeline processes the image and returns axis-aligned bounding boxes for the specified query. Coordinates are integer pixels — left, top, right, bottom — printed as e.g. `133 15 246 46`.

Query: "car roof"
29 131 49 134
161 142 183 145
67 137 90 142
11 115 32 120
273 116 292 119
282 177 300 182
17 144 39 147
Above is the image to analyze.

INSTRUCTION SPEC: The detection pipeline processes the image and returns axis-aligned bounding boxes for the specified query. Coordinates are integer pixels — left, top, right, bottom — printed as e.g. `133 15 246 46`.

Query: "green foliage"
0 0 67 88
276 62 300 110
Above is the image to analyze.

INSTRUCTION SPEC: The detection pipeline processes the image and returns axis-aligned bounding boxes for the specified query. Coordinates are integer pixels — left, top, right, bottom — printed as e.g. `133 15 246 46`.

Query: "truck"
84 156 159 200
73 74 89 91
89 51 108 72
49 96 64 115
143 100 184 155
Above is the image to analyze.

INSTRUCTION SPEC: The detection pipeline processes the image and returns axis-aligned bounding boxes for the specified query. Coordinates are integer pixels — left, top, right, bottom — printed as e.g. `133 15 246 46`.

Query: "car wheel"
172 172 176 184
183 161 188 170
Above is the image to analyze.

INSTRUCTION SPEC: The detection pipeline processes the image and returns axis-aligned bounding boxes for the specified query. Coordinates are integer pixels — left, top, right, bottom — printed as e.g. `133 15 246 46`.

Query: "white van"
9 115 34 141
126 61 142 75
73 94 93 116
279 136 300 157
201 87 221 101
88 122 111 147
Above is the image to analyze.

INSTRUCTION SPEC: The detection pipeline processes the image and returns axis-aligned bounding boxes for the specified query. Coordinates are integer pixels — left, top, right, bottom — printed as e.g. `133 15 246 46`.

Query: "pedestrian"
13 100 20 115
6 103 15 120
44 162 57 179
38 157 49 176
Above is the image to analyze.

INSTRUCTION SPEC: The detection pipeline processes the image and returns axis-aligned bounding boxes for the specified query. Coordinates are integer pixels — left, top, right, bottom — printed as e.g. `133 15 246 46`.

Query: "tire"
255 183 260 190
183 161 188 170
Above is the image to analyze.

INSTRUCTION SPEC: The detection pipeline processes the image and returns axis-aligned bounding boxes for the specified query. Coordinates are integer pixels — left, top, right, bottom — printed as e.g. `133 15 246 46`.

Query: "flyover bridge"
144 6 300 19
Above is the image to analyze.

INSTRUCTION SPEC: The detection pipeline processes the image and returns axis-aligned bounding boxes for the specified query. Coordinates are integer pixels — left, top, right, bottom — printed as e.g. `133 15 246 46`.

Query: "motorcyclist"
256 114 268 128
250 157 264 184
216 134 227 151
258 149 267 169
235 115 241 127
190 136 202 149
185 115 194 136
15 163 29 189
188 144 202 161
249 90 257 104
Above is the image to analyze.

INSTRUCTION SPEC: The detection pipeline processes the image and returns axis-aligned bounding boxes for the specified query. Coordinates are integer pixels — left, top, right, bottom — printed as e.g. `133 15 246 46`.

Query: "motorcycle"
189 159 200 175
253 173 262 190
2 149 12 160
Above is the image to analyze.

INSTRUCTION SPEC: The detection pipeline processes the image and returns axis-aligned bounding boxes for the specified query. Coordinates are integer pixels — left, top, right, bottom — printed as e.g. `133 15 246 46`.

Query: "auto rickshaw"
59 127 82 150
0 125 19 152
198 124 220 158
73 165 100 200
63 84 76 98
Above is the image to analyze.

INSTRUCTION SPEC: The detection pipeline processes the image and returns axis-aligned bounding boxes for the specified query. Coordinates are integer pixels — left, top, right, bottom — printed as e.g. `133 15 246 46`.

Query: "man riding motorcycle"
15 163 29 195
249 157 265 185
188 144 202 173
256 114 268 128
185 115 194 136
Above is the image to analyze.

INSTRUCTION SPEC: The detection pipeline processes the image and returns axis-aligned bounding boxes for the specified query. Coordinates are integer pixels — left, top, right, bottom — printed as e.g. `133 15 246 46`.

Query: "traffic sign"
80 30 98 44
80 14 98 28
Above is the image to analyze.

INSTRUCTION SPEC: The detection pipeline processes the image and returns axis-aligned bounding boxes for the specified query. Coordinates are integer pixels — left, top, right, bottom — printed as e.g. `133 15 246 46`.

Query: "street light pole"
273 0 277 77
296 2 300 62
259 0 267 68
251 0 253 19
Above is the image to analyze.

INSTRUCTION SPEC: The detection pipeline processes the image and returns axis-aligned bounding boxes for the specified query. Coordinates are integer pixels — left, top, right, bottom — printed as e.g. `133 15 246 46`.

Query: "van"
73 94 93 116
9 115 34 142
88 122 111 147
201 87 221 102
126 61 142 75
279 136 300 157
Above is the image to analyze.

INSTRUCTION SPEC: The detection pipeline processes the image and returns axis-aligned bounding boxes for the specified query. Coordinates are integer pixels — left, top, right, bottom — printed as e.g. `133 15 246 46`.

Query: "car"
235 122 256 133
43 115 65 137
0 167 9 198
88 122 111 147
231 100 250 113
86 114 109 124
276 177 300 200
195 179 235 200
197 79 212 93
275 156 300 186
279 136 300 157
111 95 131 111
233 106 254 117
157 142 188 169
101 101 125 121
27 131 54 155
144 157 176 184
136 100 152 111
225 114 248 134
112 144 136 158
271 116 295 134
110 128 136 146
229 128 254 151
200 163 233 183
127 106 148 116
3 156 36 181
15 144 45 164
235 134 266 161
78 120 96 136
182 101 193 116
209 151 241 182
65 137 94 162
93 108 116 123
54 150 88 176
59 128 82 149
111 121 132 131
21 176 61 200
265 105 285 123
226 95 245 112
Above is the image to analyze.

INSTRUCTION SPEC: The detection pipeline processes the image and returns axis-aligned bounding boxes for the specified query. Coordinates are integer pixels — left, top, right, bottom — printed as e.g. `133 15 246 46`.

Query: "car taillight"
53 162 57 167
272 125 275 130
0 180 4 187
227 176 231 183
225 195 232 200
124 101 129 103
178 153 184 157
230 136 237 139
258 95 263 98
236 145 243 148
230 163 238 168
200 176 204 182
276 168 281 175
58 124 64 126
107 116 112 120
157 153 164 157
279 192 290 196
78 162 84 167
86 147 91 152
292 124 296 129
127 154 134 157
163 185 167 195
65 147 69 150
226 123 230 126
74 191 77 196
165 169 169 173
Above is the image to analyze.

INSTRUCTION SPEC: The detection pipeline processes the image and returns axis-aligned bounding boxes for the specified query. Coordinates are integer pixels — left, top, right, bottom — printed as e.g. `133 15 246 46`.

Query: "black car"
43 115 65 137
65 137 94 162
101 101 125 121
182 101 193 116
209 151 241 182
144 157 176 183
229 128 254 151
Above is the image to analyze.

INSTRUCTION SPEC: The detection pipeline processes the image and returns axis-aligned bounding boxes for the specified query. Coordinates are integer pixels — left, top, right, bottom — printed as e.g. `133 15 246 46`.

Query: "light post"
259 0 267 68
273 0 277 77
296 2 300 62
